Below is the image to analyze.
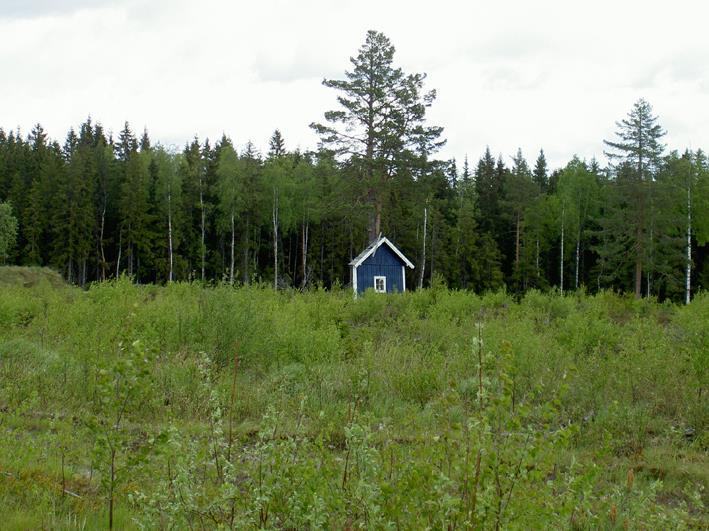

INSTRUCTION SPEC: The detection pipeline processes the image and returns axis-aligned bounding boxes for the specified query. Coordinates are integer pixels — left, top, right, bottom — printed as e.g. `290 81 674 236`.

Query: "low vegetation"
0 272 706 529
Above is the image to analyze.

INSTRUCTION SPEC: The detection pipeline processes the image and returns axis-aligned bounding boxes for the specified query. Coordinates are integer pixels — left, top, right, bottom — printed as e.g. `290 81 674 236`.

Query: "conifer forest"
0 30 707 530
1 31 707 301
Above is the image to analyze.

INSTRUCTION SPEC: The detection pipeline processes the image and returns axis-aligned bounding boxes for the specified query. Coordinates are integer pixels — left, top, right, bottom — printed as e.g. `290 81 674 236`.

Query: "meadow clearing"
0 268 706 529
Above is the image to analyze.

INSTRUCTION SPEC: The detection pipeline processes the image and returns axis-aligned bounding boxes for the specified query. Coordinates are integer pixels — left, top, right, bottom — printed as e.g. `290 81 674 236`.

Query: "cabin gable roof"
349 236 415 269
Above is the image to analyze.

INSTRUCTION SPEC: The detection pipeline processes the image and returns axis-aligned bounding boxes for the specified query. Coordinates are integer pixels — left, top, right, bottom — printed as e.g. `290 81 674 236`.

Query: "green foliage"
311 29 444 239
87 339 157 529
0 200 18 262
1 90 708 300
0 281 706 528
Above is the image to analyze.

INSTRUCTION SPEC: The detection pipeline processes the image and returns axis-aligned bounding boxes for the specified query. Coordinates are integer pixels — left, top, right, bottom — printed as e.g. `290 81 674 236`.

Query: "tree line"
1 30 708 301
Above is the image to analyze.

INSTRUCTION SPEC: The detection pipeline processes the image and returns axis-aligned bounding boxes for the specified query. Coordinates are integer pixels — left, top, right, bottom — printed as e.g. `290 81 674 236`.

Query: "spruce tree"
602 98 666 298
533 149 549 192
268 129 286 159
474 147 500 236
0 201 18 263
181 137 208 281
504 149 538 291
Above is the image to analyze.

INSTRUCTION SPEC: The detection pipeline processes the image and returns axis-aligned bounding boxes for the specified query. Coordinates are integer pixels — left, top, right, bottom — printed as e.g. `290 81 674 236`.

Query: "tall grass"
0 276 706 528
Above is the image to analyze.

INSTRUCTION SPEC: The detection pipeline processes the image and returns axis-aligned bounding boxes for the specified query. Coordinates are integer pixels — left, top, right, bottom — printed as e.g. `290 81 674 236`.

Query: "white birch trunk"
686 178 692 305
99 205 107 281
301 218 309 289
419 206 427 290
200 188 205 282
560 205 565 296
575 236 580 290
167 188 174 283
648 227 653 297
535 238 540 279
230 211 235 285
272 187 279 290
515 212 520 266
116 230 122 279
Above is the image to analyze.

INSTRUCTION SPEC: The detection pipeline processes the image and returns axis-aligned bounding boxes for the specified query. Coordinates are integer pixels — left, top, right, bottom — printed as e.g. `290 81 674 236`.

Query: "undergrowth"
0 278 706 529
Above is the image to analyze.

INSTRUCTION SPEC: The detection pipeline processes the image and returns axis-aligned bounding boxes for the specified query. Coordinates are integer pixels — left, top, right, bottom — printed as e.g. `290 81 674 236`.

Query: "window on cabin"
374 276 386 293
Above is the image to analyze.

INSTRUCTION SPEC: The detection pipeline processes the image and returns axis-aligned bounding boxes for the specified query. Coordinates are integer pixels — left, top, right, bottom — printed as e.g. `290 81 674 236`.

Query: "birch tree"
293 154 319 288
654 150 709 302
216 141 243 284
265 132 296 289
556 157 600 290
183 137 208 282
153 146 183 282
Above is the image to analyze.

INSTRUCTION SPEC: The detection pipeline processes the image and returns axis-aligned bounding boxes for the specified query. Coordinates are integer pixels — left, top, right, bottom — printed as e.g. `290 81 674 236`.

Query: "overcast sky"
2 0 708 169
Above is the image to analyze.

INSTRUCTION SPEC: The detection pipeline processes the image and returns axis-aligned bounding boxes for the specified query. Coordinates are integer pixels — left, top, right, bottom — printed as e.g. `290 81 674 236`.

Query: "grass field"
0 269 706 529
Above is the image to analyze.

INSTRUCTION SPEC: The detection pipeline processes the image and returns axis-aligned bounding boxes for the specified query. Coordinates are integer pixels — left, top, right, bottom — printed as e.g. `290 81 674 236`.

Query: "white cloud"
1 0 118 19
1 0 707 168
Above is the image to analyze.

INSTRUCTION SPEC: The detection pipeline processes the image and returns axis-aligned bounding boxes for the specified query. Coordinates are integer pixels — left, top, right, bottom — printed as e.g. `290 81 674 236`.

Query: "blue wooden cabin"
350 236 415 296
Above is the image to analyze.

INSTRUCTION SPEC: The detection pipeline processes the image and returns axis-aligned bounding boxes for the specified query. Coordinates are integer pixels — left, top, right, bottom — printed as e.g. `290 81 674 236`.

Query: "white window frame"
373 275 387 293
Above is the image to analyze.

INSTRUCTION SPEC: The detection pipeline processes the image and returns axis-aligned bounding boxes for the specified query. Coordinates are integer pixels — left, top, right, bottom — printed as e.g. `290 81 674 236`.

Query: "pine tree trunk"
230 211 235 285
370 197 382 242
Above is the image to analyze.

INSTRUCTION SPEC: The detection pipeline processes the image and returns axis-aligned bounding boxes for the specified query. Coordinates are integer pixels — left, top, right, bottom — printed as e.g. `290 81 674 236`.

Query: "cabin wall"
356 245 404 294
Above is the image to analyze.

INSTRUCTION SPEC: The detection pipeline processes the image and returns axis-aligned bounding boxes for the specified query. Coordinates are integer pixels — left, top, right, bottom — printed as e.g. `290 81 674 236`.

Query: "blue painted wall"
355 244 405 294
